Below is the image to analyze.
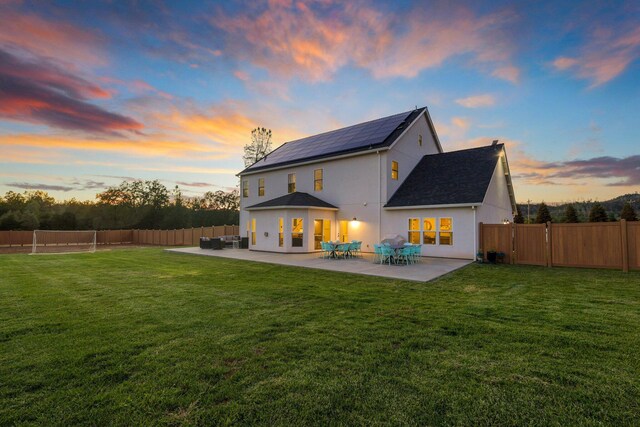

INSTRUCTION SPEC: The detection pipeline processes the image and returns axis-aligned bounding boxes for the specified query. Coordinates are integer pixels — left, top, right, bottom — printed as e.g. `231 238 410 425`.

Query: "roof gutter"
245 205 339 211
237 147 390 177
384 202 482 210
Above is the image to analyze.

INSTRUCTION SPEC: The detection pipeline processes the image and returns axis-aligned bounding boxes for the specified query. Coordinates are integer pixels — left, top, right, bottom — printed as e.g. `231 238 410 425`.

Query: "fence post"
510 222 515 264
546 221 552 268
621 219 628 273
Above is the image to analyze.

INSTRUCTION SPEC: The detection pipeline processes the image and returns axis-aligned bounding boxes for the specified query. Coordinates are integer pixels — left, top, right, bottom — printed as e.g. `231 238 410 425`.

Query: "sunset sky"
0 0 638 203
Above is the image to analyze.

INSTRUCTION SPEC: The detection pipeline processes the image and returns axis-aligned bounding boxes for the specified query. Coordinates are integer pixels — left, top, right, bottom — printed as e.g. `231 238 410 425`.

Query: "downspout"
472 206 477 260
378 151 382 245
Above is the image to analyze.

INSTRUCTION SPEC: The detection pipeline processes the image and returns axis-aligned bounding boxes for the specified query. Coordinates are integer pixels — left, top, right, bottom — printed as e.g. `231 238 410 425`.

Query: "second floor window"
391 161 398 180
314 169 323 191
288 173 296 193
258 178 264 196
242 179 248 198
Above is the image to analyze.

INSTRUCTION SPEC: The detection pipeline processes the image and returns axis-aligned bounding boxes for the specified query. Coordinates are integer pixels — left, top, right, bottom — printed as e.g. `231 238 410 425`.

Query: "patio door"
339 220 349 242
314 219 331 250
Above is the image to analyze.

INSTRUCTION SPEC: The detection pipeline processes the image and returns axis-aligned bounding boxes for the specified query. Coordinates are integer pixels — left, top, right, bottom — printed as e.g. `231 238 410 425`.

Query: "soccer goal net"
31 230 97 254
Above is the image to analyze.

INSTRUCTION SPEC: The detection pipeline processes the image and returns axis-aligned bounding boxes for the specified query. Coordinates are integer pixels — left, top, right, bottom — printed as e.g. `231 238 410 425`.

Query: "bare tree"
243 127 272 167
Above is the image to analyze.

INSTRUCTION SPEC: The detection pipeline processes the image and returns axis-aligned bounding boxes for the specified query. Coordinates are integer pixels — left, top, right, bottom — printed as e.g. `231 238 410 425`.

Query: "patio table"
326 242 350 259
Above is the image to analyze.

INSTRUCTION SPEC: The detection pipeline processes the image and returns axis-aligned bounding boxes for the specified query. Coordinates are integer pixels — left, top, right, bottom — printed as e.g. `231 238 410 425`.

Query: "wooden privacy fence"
480 220 639 272
133 225 240 246
0 225 239 248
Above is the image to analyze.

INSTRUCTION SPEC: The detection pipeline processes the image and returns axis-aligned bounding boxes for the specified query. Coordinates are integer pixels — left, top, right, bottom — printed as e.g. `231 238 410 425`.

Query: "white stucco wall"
383 114 441 201
240 152 385 252
381 207 477 259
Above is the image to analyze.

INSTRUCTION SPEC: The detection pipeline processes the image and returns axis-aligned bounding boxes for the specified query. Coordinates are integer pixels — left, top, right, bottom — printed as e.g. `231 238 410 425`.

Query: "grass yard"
1 248 639 426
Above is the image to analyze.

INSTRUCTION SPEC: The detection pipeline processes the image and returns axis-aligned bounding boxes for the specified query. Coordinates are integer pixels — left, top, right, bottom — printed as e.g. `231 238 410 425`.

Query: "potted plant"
476 249 484 263
487 249 497 263
496 252 506 263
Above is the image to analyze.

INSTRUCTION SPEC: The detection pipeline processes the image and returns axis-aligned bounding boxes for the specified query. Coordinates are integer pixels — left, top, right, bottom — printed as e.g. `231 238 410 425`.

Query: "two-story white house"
238 107 516 259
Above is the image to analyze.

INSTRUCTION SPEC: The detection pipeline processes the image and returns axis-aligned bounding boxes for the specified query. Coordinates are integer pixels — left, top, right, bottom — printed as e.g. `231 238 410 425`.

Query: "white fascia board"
424 107 444 153
501 148 518 213
237 148 388 177
481 146 516 213
387 108 443 153
384 203 481 210
386 108 426 151
245 205 339 211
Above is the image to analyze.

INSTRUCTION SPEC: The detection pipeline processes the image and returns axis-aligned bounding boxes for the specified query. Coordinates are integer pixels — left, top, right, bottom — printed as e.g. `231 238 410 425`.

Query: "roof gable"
385 144 503 208
241 108 426 174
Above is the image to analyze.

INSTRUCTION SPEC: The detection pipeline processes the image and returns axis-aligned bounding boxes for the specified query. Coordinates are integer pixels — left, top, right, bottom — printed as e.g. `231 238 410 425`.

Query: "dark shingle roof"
385 144 503 208
241 108 426 174
245 192 338 210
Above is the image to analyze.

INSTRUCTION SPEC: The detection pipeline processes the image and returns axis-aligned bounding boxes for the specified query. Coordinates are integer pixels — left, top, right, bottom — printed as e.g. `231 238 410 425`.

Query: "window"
288 173 296 193
314 169 323 191
391 161 398 180
439 217 453 245
278 217 283 247
418 134 423 146
408 218 420 244
291 218 303 247
242 179 249 198
258 178 264 197
251 218 256 245
423 218 436 245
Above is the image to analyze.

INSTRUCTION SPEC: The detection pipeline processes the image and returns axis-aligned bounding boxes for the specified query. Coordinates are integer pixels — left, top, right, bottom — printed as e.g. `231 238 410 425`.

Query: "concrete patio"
166 247 472 282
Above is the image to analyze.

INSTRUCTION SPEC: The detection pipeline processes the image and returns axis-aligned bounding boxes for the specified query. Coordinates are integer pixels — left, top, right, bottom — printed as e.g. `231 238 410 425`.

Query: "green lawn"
1 248 639 426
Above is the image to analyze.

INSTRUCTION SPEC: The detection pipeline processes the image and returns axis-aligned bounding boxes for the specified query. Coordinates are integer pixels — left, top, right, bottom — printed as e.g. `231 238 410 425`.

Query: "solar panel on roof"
244 108 424 172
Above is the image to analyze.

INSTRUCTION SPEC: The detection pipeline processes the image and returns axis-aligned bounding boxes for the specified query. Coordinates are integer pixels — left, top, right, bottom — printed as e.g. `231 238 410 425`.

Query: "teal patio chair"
373 244 383 264
320 242 330 259
351 241 362 257
412 245 422 263
397 246 413 265
338 242 352 258
380 245 395 265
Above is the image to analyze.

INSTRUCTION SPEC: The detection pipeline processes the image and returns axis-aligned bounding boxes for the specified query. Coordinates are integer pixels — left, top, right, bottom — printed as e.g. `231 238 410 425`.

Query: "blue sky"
0 0 638 203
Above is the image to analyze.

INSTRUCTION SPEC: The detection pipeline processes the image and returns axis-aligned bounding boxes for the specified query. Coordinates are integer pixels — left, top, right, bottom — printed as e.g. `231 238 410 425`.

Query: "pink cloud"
234 70 250 81
455 94 496 108
552 57 577 70
552 26 640 87
214 2 520 83
0 48 142 134
0 8 105 66
491 65 520 84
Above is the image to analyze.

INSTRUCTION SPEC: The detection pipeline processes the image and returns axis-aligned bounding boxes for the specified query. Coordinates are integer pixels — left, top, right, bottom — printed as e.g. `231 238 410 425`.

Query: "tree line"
514 200 638 224
0 180 239 231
